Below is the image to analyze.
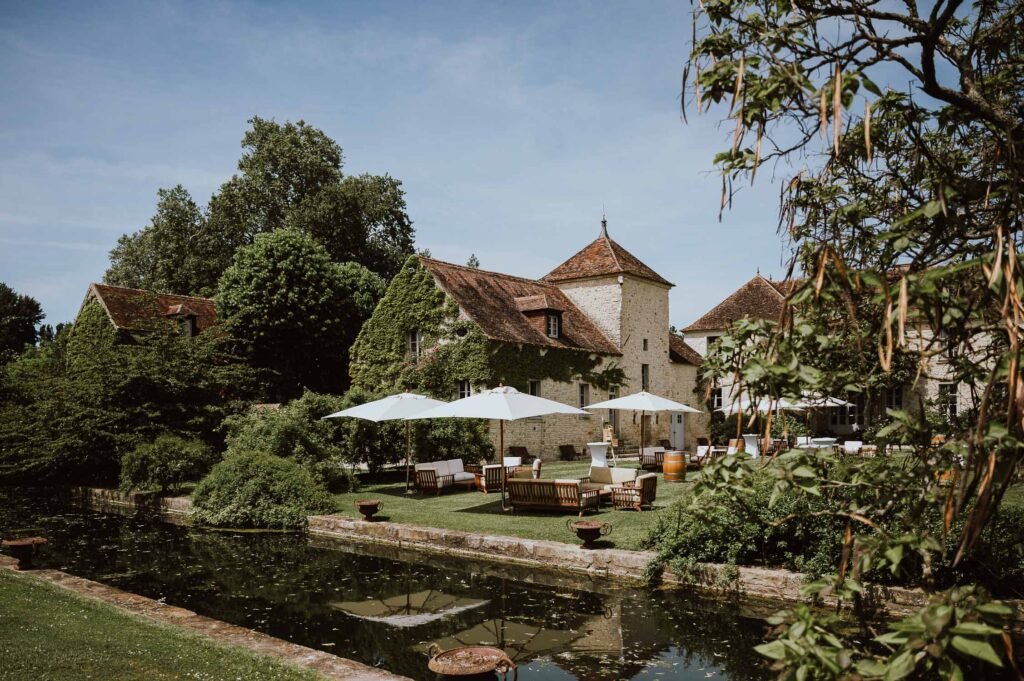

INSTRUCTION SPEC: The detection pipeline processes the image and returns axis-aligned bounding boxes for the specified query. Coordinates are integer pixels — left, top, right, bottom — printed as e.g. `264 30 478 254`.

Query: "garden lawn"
334 461 693 550
0 569 325 681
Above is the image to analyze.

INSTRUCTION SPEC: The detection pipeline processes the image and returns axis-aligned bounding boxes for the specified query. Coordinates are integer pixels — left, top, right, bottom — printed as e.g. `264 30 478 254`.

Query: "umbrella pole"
500 420 509 512
404 421 413 493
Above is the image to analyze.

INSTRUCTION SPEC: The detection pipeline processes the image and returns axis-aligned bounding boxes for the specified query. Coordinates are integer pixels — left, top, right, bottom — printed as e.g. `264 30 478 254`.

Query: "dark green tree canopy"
0 282 43 364
216 229 384 396
105 117 414 295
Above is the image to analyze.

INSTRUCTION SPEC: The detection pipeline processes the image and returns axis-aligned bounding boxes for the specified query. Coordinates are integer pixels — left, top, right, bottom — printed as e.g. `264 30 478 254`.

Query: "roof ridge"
603 234 624 271
418 256 551 287
92 282 214 303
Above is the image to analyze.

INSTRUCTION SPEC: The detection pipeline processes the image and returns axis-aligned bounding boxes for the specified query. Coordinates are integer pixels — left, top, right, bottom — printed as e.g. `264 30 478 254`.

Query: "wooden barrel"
663 451 686 482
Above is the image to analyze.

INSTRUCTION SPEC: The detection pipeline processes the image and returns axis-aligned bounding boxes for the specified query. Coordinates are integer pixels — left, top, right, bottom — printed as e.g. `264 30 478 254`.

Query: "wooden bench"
506 479 599 516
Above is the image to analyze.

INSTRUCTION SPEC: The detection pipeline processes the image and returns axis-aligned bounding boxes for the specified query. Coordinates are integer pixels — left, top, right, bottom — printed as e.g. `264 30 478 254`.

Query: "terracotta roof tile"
542 227 673 287
682 275 789 333
420 258 620 355
669 333 703 365
86 283 218 333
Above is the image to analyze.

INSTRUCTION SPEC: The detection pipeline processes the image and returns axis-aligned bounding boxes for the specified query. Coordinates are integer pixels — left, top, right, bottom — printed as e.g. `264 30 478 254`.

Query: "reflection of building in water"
330 590 488 628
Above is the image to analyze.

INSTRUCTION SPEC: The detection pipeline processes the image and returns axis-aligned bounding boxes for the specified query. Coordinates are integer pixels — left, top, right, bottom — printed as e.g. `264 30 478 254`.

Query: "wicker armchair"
611 473 658 511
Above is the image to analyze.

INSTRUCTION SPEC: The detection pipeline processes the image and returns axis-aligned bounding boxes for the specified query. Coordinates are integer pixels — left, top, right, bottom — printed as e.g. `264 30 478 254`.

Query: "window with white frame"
457 380 472 399
938 383 959 422
607 387 619 430
711 387 724 410
527 380 541 397
407 329 422 360
578 383 590 409
546 313 560 338
641 364 650 392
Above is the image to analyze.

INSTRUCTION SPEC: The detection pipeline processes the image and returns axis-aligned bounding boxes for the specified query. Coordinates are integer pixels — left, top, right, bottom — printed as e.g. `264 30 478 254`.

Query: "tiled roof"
669 333 703 366
682 275 791 333
542 225 673 287
85 283 218 333
420 258 620 355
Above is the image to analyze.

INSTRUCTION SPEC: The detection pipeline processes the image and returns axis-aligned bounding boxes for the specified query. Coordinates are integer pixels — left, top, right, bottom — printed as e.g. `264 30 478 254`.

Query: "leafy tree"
0 283 43 364
683 0 1024 676
465 254 480 268
216 229 384 396
0 300 261 484
106 118 414 294
105 186 226 296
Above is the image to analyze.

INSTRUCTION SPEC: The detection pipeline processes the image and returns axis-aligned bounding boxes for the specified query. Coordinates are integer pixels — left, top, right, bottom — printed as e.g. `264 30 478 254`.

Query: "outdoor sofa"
506 478 600 516
414 459 478 495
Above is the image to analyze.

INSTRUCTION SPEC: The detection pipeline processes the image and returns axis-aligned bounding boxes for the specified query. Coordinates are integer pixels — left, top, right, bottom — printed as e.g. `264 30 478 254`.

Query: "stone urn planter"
1 537 47 570
566 520 611 549
427 643 516 679
355 499 383 522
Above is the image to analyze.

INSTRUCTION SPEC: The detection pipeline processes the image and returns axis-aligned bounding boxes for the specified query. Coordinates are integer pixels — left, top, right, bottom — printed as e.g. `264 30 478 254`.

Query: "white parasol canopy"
716 396 804 416
792 394 854 409
585 391 700 453
585 391 701 414
413 385 588 422
324 392 447 491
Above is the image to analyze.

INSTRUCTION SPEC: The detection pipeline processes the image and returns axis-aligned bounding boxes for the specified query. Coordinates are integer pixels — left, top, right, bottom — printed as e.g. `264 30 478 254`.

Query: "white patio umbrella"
323 392 448 492
413 386 588 508
584 391 700 453
413 385 588 460
716 395 804 416
792 394 853 409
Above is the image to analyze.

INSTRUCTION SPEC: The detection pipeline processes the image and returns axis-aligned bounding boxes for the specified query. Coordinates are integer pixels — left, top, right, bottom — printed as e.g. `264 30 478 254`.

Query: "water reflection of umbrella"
324 391 447 492
427 619 581 664
330 590 488 628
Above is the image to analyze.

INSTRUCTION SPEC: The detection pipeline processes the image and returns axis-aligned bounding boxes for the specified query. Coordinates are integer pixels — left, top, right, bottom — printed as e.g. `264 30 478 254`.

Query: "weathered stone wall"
493 375 605 459
555 277 623 347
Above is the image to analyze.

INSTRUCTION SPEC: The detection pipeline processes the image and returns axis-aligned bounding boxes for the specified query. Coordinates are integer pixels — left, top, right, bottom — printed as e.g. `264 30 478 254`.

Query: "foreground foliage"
684 0 1024 675
0 301 260 485
191 451 334 530
0 569 324 681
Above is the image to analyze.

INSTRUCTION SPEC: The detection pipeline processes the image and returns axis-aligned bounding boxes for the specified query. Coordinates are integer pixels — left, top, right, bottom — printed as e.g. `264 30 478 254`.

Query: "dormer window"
181 316 197 338
546 313 561 338
406 329 422 360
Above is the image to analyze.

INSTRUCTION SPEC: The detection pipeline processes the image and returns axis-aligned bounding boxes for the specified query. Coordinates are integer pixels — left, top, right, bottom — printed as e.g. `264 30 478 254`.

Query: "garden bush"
190 451 334 530
222 391 357 491
119 434 215 494
643 456 1024 597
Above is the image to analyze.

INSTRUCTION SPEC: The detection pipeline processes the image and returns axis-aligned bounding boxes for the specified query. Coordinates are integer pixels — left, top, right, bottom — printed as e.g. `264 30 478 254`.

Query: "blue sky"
0 0 793 328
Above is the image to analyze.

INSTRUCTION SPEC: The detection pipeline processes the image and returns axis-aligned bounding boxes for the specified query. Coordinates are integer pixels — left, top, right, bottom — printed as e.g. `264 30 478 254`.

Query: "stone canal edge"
0 554 408 681
77 487 1023 626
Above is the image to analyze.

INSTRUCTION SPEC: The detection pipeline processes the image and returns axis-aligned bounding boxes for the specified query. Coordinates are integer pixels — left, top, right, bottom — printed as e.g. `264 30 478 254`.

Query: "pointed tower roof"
542 219 673 287
681 274 797 332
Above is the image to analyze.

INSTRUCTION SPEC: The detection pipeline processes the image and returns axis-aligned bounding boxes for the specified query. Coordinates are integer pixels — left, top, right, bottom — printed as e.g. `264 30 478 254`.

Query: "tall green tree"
216 229 384 396
683 0 1024 677
0 283 43 365
105 186 226 296
105 118 414 294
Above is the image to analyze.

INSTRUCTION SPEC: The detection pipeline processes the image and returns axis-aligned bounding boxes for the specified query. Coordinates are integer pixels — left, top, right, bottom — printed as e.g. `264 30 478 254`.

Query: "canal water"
1 488 770 680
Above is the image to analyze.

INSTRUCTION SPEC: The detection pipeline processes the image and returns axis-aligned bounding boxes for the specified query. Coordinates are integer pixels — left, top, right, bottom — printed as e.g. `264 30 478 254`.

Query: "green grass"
334 461 693 551
0 569 326 681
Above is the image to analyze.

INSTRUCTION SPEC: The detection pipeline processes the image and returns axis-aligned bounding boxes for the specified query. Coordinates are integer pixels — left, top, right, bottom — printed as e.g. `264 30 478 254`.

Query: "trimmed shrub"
190 451 334 530
119 434 215 494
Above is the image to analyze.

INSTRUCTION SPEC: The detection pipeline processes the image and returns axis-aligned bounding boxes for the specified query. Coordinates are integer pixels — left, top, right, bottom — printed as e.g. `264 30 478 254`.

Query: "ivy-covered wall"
349 256 624 398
